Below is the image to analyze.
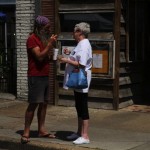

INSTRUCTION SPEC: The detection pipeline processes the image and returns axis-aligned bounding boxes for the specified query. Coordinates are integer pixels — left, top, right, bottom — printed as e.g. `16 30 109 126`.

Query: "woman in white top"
58 22 92 144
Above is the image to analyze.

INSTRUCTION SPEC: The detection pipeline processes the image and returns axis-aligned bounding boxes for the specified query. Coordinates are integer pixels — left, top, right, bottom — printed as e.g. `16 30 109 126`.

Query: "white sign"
93 53 103 68
62 46 75 58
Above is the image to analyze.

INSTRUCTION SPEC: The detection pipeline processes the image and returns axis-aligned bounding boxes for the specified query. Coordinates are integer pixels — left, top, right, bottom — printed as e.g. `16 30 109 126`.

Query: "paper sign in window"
93 53 103 68
92 50 109 74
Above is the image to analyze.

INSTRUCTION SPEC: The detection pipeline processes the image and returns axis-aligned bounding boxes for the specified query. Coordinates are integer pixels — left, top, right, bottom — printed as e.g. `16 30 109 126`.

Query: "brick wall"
41 0 55 104
16 0 35 100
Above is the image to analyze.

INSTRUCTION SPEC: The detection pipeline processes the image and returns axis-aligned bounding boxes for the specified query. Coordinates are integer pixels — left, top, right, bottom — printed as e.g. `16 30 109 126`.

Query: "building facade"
1 0 150 110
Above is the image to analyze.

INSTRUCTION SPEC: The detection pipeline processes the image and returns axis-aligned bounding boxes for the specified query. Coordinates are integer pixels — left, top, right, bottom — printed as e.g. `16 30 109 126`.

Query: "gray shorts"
28 76 49 103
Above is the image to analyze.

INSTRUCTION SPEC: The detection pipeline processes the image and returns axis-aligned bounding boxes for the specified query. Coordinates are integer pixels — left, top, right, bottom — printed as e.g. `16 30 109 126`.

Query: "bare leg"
37 103 47 135
72 119 90 144
37 103 56 138
81 119 89 139
22 103 38 137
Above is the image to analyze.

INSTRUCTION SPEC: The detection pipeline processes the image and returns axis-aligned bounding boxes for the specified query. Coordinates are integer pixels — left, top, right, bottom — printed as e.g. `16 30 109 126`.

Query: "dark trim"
0 0 15 5
35 0 41 16
113 0 121 110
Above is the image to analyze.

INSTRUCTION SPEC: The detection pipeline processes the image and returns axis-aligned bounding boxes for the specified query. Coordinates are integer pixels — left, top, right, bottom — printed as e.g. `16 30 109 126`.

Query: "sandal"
21 136 30 144
38 133 56 138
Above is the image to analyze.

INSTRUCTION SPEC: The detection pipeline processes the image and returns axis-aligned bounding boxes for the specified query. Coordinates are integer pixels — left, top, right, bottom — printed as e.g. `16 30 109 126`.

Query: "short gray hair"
74 22 90 34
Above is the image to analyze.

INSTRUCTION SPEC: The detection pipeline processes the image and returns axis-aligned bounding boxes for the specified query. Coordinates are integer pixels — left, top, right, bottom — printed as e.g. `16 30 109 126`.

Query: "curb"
0 136 100 150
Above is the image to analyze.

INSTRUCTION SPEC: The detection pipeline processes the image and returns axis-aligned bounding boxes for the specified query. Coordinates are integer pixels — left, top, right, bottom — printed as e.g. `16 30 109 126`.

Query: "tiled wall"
16 0 35 100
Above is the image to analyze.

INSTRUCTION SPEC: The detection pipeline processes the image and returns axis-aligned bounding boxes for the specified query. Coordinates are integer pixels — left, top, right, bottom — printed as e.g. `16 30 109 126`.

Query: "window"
57 0 114 33
60 13 114 32
56 0 115 78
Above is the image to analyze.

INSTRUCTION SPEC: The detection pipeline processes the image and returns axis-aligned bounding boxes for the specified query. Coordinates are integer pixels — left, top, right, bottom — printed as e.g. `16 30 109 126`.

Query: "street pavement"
0 94 150 150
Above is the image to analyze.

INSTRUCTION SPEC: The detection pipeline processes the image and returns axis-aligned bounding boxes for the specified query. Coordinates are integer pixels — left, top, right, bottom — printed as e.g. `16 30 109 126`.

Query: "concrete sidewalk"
0 98 150 150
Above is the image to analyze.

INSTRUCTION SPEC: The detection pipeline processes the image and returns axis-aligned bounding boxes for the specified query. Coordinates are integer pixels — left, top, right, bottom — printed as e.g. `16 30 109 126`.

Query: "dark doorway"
0 4 16 95
129 0 150 105
142 1 150 105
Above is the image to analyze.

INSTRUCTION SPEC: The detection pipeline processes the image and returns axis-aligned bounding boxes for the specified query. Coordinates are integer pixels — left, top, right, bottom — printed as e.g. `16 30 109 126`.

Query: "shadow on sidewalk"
16 130 75 141
55 131 74 141
16 130 39 138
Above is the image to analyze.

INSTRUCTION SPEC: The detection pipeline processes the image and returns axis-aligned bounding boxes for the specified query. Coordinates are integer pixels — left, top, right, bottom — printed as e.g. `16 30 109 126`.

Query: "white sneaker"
73 137 90 144
66 133 79 140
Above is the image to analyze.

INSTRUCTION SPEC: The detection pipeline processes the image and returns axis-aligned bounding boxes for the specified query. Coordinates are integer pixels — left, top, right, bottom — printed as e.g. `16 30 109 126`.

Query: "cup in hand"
53 48 59 60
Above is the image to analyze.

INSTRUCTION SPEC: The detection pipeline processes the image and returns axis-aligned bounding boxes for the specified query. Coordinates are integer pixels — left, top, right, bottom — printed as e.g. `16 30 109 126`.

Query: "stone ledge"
0 93 16 100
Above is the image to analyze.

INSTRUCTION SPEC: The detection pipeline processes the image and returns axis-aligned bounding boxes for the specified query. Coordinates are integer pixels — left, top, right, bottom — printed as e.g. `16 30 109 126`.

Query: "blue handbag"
66 68 88 89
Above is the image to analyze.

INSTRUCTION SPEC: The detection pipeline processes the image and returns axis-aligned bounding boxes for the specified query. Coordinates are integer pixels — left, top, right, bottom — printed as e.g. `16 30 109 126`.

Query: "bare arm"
32 34 57 61
61 57 79 66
